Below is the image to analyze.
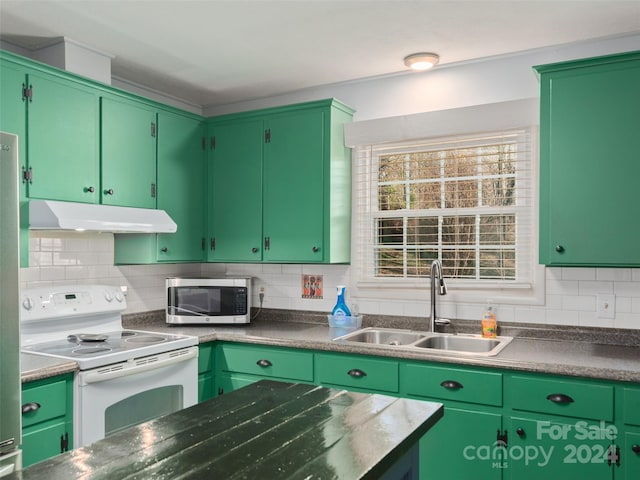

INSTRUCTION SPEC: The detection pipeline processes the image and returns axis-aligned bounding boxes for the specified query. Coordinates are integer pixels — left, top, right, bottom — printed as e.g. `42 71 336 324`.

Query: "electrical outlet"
597 294 615 319
259 286 265 294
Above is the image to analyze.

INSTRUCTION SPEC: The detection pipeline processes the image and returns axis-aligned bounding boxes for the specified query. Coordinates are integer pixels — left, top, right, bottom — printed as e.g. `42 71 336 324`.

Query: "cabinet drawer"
404 363 502 406
218 344 313 382
509 376 613 421
315 353 399 393
623 388 640 426
21 379 68 428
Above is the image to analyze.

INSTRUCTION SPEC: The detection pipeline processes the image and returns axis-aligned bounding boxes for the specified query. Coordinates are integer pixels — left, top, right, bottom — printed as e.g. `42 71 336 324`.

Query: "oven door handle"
79 347 198 385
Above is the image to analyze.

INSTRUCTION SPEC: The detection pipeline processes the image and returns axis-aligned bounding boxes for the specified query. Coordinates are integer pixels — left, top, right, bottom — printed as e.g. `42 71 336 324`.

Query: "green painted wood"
21 377 68 428
404 362 503 407
0 58 29 267
622 431 640 480
208 119 263 261
21 375 73 468
206 98 353 264
421 407 502 480
218 343 314 381
506 416 612 480
263 109 325 262
26 71 99 203
21 419 68 468
156 111 205 261
508 375 614 421
315 352 399 393
623 388 640 426
100 96 157 208
537 51 640 266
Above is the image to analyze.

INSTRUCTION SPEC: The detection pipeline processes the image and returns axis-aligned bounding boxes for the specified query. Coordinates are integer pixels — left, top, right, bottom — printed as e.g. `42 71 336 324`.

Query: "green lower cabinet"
216 372 262 395
198 343 215 402
21 374 73 467
421 407 503 480
315 352 399 394
621 431 640 479
506 415 613 479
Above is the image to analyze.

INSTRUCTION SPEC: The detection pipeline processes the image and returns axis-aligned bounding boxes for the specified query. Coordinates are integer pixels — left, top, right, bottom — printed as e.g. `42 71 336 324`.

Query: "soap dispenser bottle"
331 285 351 318
481 301 497 338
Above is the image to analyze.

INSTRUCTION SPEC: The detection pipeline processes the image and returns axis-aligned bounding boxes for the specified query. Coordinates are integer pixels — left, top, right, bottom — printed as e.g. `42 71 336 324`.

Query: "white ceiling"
1 1 639 109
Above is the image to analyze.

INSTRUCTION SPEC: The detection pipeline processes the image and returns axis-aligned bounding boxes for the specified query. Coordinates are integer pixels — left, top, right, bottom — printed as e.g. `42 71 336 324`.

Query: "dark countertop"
9 380 443 480
22 309 640 383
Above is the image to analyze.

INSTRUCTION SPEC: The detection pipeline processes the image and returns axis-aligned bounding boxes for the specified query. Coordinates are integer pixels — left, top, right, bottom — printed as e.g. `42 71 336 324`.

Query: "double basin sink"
333 327 512 356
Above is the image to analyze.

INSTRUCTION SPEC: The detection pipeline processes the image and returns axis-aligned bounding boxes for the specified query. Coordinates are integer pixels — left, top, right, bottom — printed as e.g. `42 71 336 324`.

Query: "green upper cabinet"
0 56 29 266
26 70 100 203
207 119 263 262
536 51 640 266
156 110 205 261
114 110 206 263
262 109 325 262
206 99 354 264
100 96 157 208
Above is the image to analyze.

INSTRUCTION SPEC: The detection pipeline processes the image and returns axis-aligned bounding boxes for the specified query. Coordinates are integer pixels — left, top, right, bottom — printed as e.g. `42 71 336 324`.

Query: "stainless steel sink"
413 334 505 353
333 327 512 356
335 328 427 346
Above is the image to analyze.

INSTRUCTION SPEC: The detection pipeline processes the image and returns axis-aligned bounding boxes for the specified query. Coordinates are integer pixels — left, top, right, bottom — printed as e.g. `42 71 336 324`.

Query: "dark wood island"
9 380 443 479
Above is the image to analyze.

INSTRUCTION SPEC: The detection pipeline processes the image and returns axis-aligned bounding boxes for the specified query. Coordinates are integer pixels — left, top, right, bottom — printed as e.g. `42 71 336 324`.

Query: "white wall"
18 34 640 330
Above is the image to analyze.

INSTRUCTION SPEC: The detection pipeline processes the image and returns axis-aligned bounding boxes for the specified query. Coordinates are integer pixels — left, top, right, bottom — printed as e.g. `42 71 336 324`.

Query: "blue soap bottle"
331 285 351 317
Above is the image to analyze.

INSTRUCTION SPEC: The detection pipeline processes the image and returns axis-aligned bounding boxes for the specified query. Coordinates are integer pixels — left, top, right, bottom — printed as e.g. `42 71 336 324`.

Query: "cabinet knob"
84 186 95 193
22 402 41 414
440 380 463 390
312 246 319 253
104 188 114 195
252 247 258 253
555 245 565 253
632 444 640 454
256 359 272 368
516 428 525 437
546 393 574 404
347 368 367 378
160 247 168 253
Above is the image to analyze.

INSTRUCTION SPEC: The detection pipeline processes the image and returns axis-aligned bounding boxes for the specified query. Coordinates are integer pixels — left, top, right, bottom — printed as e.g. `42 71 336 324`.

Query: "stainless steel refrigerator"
0 131 22 475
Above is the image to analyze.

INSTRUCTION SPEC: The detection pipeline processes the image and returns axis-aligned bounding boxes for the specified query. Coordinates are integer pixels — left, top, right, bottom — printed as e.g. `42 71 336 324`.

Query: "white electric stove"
20 284 199 448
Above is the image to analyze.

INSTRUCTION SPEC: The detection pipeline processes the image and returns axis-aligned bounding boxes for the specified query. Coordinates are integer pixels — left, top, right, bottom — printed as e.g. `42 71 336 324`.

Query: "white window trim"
347 99 545 306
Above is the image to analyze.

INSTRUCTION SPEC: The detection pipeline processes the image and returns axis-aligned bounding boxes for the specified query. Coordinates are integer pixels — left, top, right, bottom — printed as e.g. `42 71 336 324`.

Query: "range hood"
29 200 177 233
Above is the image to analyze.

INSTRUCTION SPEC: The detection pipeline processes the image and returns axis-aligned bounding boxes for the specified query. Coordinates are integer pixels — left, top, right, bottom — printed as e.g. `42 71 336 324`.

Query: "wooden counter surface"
10 380 443 479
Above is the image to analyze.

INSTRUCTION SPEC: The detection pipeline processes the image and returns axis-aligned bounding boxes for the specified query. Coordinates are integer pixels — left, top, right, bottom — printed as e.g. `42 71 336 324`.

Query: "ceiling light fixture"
403 52 440 71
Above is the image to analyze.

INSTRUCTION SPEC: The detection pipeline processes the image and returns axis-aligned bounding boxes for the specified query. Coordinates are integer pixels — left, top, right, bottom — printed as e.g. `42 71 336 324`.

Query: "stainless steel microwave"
166 277 252 324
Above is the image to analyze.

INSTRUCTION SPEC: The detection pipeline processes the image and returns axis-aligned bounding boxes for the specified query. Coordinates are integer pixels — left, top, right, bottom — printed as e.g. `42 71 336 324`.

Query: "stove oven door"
74 346 198 448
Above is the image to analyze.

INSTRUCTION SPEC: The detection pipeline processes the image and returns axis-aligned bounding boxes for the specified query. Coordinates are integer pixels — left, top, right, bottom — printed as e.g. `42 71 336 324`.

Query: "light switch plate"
597 294 615 319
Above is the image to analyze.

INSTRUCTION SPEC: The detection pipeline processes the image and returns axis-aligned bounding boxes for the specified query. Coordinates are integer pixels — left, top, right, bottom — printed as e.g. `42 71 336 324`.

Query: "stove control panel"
21 285 126 322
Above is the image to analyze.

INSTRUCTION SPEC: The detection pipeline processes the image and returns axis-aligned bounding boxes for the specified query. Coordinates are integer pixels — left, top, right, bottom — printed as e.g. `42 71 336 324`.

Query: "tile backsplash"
21 232 640 330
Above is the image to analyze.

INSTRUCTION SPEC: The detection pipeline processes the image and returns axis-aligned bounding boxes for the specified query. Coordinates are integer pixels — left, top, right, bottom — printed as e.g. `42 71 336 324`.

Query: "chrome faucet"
429 260 450 332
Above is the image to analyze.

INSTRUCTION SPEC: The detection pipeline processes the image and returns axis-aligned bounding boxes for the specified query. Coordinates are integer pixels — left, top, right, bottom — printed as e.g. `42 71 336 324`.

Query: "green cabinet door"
21 374 73 467
26 71 99 203
263 109 325 262
537 52 640 266
208 119 263 261
621 431 640 480
156 111 205 261
506 416 613 480
420 407 503 480
0 58 29 266
101 96 157 208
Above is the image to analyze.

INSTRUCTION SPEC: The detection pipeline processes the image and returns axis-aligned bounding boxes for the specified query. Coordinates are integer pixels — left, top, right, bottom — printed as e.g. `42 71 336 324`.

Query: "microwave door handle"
173 305 208 316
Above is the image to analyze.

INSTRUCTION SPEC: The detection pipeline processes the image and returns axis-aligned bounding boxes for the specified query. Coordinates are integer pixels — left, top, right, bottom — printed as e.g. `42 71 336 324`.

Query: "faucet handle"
435 318 451 326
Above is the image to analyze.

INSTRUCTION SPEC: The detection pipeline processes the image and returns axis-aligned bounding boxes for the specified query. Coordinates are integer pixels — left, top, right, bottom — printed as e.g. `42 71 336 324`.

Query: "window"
354 129 535 287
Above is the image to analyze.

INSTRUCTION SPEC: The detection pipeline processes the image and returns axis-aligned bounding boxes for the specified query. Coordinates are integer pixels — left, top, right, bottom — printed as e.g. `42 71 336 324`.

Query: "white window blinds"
353 128 535 287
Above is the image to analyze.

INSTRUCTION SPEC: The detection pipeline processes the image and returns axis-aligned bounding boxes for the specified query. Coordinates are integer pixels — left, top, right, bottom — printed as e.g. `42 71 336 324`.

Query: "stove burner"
68 333 109 343
125 335 167 344
72 347 112 355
